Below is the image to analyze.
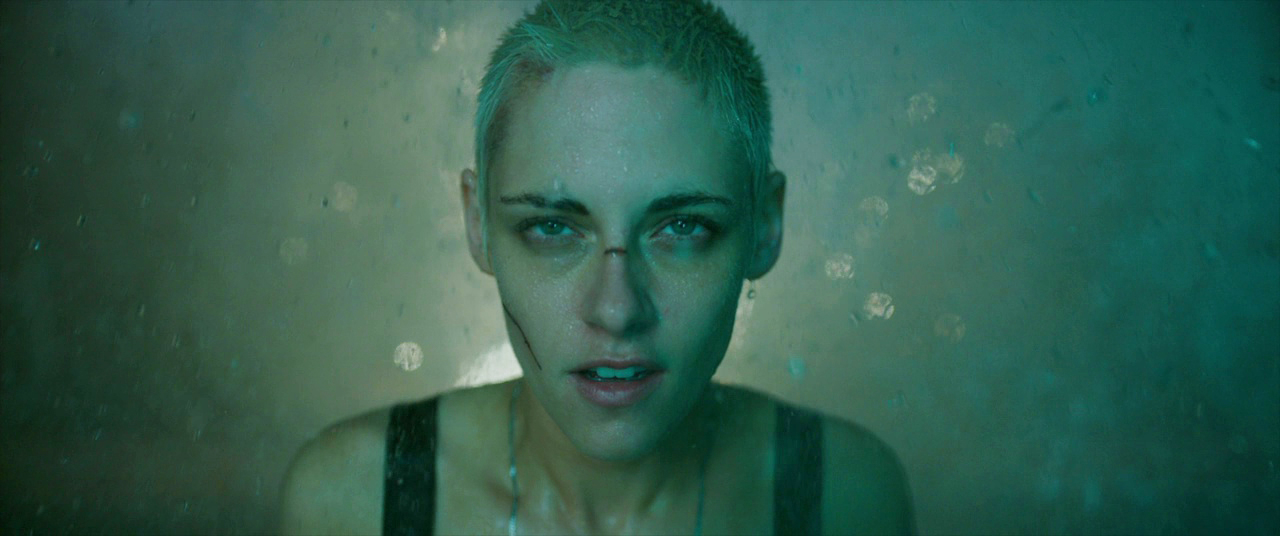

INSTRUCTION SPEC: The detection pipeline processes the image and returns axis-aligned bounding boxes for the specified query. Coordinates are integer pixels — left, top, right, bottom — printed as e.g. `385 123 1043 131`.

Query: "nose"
584 247 654 336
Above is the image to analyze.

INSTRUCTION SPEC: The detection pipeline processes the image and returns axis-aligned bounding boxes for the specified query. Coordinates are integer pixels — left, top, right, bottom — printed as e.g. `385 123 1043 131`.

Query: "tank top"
383 396 824 535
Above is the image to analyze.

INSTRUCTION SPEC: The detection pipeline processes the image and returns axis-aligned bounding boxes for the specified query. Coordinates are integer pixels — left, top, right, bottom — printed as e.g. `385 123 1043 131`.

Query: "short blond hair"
474 0 773 256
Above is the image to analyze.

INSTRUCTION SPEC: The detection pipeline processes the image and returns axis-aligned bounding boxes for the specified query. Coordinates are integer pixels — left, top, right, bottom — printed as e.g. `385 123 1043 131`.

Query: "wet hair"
473 0 773 258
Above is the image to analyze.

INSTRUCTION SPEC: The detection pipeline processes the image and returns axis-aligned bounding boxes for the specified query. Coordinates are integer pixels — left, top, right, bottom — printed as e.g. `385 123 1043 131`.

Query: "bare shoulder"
278 406 392 536
821 414 916 535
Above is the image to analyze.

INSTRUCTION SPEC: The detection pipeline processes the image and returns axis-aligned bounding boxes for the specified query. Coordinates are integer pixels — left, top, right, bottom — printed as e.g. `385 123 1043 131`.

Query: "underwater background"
2 1 1276 534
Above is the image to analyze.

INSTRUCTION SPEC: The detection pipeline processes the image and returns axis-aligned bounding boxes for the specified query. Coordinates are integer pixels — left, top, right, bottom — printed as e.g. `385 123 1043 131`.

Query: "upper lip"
572 357 664 373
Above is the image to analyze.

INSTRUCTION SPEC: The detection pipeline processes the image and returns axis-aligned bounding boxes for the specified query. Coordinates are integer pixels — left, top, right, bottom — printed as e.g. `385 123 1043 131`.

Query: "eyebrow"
497 190 733 216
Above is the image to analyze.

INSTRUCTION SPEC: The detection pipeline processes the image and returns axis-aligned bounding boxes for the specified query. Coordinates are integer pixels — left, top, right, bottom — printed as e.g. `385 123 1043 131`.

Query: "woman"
280 1 914 534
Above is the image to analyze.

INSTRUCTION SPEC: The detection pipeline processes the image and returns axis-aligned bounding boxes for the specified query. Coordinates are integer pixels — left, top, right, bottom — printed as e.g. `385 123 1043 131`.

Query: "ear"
460 168 494 276
745 170 785 280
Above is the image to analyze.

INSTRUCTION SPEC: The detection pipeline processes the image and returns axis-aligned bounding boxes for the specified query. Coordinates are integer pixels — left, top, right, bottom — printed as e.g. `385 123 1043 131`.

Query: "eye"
518 219 575 242
658 215 719 241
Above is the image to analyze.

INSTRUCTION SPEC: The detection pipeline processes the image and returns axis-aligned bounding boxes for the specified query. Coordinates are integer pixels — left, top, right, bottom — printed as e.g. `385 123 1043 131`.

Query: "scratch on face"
502 302 542 370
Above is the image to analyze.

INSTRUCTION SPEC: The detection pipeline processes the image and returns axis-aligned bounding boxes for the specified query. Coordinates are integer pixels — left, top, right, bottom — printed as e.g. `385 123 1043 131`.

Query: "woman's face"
474 63 755 461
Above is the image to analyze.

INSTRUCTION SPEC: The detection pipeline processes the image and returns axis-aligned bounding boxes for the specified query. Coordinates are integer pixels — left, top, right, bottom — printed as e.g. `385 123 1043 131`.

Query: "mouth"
571 359 664 381
571 368 665 408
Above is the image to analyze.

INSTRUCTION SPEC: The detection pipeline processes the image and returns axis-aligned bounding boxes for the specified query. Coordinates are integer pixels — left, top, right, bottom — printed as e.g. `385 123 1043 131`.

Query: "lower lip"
572 371 665 408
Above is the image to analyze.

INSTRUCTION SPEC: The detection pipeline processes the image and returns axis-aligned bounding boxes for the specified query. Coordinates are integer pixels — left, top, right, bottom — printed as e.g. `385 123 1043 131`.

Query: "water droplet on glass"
118 109 140 130
1228 435 1248 455
908 160 936 195
934 313 966 342
279 237 309 265
1085 87 1107 106
984 122 1016 148
824 253 855 280
140 193 150 208
787 356 806 381
137 304 146 317
863 292 895 319
394 341 424 371
858 196 889 227
431 27 448 52
76 214 86 227
29 238 41 251
330 181 358 212
907 92 937 124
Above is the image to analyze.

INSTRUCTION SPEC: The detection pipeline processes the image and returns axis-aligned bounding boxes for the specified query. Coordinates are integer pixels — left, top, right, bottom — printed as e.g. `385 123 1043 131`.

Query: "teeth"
589 366 646 379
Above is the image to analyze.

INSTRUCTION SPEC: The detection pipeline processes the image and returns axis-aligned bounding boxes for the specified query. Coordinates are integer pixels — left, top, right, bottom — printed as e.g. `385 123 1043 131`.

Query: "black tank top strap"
383 397 439 536
774 403 824 535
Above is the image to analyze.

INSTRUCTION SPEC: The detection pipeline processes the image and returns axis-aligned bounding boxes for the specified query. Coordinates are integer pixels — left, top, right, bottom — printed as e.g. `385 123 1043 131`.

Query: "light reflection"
454 340 521 387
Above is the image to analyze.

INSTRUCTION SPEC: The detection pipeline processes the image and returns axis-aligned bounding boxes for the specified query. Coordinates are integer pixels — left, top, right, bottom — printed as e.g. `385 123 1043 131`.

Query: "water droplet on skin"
747 289 756 299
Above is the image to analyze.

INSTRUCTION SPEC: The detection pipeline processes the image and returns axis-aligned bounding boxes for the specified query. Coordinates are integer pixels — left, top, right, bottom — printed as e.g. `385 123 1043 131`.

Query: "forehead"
493 63 744 204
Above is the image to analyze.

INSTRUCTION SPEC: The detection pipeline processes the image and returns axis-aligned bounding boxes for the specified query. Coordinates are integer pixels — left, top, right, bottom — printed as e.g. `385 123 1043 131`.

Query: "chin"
572 427 664 462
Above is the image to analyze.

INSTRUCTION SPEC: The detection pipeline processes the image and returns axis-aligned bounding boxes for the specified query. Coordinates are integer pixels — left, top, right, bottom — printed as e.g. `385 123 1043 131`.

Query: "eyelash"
516 215 721 245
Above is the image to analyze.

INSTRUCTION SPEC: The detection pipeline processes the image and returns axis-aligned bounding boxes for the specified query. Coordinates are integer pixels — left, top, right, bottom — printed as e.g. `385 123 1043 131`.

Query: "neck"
511 379 721 533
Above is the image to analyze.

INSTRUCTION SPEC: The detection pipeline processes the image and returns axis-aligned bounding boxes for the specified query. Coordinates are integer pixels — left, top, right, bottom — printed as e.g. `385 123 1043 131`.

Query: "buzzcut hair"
473 0 773 257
